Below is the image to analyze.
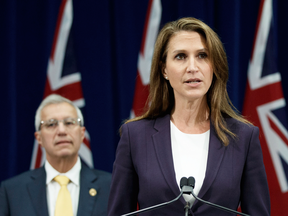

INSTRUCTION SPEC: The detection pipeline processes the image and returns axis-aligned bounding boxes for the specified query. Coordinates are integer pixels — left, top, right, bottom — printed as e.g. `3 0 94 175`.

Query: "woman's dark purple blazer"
108 114 270 216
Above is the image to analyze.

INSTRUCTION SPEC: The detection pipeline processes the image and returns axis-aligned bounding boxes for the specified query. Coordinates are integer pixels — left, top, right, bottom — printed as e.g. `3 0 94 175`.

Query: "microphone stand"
121 176 250 216
190 189 250 216
121 185 193 216
121 191 184 216
184 202 190 216
187 176 250 216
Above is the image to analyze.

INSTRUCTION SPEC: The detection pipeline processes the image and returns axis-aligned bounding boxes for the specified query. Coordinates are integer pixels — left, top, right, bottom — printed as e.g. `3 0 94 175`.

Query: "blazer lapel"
152 115 227 208
77 163 98 216
152 115 186 204
27 167 49 216
195 121 226 202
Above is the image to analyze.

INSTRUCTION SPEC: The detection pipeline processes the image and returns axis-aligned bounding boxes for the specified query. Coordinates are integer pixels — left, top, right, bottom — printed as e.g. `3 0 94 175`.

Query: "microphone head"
180 177 188 188
188 177 195 188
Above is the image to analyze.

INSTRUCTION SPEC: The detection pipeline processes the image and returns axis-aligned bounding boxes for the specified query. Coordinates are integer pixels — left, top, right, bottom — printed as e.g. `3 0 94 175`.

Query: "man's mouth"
56 140 72 145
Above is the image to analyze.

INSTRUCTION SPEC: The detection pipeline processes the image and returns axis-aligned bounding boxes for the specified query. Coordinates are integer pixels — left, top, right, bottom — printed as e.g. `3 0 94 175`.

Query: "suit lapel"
195 121 226 201
152 115 228 208
152 115 186 204
27 167 49 216
77 163 98 216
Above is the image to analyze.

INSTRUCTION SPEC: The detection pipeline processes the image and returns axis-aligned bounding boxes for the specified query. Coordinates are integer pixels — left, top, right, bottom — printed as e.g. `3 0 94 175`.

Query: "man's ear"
80 126 86 142
34 131 42 146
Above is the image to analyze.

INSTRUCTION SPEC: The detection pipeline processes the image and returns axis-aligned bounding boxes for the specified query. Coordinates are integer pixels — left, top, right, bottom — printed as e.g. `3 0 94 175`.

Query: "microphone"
187 176 250 216
121 177 191 216
180 177 188 188
180 177 192 216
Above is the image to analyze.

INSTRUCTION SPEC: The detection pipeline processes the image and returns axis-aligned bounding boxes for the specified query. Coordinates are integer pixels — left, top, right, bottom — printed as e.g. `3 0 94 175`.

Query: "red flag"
130 0 162 118
243 0 288 214
130 0 161 210
30 0 93 169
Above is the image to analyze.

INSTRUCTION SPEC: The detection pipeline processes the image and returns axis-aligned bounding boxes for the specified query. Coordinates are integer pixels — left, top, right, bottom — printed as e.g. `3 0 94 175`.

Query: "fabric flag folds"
130 0 162 118
30 0 93 169
242 0 288 214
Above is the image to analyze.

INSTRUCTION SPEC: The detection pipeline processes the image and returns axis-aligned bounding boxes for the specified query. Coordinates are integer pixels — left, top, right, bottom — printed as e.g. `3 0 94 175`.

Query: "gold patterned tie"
54 175 73 216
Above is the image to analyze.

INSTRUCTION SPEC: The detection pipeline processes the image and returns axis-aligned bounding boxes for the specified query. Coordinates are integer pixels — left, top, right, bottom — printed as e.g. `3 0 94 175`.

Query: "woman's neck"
171 98 210 134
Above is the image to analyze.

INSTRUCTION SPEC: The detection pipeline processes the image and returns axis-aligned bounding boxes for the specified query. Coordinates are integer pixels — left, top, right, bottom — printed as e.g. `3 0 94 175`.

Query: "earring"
165 76 168 80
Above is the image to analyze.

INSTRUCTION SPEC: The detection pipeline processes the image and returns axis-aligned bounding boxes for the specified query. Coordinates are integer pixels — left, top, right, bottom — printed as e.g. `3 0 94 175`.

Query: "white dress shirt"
45 157 81 216
170 121 209 206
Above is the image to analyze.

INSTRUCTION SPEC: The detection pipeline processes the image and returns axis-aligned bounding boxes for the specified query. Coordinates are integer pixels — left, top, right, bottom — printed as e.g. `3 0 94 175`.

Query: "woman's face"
163 31 213 104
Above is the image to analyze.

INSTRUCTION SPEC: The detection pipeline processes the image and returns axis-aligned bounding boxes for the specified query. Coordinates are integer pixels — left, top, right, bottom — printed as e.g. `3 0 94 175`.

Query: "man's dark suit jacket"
0 162 111 216
108 114 270 216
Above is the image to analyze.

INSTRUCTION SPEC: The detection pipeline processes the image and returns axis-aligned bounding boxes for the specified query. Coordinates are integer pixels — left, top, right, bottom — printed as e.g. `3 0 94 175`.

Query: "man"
0 94 111 216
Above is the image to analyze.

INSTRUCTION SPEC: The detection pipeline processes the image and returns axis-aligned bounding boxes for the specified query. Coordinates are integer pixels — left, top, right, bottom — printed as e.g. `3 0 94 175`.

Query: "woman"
108 17 270 216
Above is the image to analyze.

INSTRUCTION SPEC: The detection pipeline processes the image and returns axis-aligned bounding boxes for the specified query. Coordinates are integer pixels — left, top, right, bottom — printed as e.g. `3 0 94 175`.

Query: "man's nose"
57 122 67 134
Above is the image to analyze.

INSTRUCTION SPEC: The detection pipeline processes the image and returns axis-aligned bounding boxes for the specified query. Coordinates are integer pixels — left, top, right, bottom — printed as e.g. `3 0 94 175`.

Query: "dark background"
1 0 288 184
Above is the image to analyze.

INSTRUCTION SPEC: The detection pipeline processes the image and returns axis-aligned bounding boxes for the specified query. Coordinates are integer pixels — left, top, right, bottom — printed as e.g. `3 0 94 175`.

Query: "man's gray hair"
35 94 84 131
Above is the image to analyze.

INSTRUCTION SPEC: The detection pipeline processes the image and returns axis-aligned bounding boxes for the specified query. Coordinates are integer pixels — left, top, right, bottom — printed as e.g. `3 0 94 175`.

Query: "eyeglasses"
39 118 82 131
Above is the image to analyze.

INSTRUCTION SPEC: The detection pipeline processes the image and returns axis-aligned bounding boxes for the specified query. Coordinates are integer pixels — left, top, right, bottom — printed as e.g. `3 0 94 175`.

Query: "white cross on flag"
243 0 288 214
30 0 93 169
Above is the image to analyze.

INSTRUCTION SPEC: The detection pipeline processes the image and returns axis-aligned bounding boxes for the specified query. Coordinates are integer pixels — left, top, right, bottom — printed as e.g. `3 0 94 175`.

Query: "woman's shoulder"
122 114 170 132
224 115 259 133
123 118 156 130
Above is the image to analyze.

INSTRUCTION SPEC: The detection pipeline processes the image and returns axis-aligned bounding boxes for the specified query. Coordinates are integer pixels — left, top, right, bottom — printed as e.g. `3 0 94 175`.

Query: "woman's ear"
161 62 168 80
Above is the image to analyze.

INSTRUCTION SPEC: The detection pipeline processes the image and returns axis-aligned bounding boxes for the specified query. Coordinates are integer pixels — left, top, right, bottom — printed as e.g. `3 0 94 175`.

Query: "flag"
30 0 93 169
242 0 288 214
130 0 162 118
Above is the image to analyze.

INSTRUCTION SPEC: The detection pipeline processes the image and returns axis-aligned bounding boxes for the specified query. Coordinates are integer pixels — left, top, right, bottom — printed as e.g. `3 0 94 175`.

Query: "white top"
170 121 210 206
45 157 81 216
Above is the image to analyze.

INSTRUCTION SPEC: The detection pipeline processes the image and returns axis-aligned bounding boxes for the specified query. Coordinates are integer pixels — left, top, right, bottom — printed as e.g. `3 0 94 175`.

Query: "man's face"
35 102 85 163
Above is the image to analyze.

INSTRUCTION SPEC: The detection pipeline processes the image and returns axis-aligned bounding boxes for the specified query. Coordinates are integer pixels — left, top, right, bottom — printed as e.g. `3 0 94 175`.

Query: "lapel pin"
89 188 97 196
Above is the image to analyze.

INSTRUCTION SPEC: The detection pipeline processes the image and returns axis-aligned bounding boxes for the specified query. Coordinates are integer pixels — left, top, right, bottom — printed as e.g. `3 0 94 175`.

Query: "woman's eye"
198 53 208 59
175 53 186 60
